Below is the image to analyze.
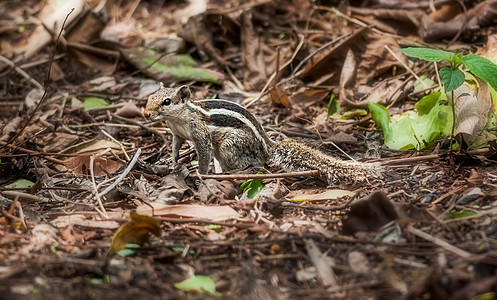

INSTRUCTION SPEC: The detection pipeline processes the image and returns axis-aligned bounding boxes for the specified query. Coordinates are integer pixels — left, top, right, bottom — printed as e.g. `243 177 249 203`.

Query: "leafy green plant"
117 243 141 257
5 178 35 188
174 275 221 296
83 97 109 110
370 47 497 150
240 172 264 199
397 47 497 147
449 210 477 219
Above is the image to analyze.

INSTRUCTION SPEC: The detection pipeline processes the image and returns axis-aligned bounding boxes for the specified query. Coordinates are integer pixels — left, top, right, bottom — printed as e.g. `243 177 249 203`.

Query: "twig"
97 148 142 198
449 0 468 45
246 34 305 108
379 148 489 165
385 45 428 88
407 226 473 260
100 129 130 161
0 8 74 151
111 114 168 146
0 191 50 202
189 170 320 180
0 54 43 89
282 190 361 211
90 155 109 219
319 6 396 37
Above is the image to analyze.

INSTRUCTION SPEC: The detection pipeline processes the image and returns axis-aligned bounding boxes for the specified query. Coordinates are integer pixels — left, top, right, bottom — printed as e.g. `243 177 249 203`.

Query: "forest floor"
1 0 497 299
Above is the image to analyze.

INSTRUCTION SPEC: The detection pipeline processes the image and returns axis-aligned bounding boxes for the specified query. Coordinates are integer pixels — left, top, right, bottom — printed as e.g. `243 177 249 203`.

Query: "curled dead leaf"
108 211 161 255
452 80 491 145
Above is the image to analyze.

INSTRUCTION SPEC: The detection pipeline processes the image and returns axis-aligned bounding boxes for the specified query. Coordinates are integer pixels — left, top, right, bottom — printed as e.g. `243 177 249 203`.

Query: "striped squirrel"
144 85 381 184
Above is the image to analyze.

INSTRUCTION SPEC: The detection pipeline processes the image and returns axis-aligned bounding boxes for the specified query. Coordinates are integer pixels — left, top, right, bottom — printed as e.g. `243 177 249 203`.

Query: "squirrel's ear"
177 85 191 102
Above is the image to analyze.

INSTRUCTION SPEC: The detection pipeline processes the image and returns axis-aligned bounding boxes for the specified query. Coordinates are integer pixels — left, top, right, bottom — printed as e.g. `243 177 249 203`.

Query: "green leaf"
414 75 436 92
396 47 454 62
117 248 136 257
174 275 219 295
449 211 477 219
439 67 464 92
368 102 390 137
204 224 222 230
370 97 452 150
416 92 441 115
327 94 339 117
5 178 35 188
241 173 264 199
462 54 497 91
340 108 367 120
83 97 110 110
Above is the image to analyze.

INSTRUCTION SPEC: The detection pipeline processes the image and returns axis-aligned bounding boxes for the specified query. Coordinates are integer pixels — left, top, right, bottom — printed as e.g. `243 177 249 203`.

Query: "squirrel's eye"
162 98 171 106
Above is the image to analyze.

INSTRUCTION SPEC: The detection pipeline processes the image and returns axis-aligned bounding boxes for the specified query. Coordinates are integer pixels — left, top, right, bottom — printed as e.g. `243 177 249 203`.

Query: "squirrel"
144 85 381 184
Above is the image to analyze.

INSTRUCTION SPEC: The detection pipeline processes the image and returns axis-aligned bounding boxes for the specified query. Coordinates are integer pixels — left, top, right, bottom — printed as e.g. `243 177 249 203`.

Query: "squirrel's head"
144 85 192 119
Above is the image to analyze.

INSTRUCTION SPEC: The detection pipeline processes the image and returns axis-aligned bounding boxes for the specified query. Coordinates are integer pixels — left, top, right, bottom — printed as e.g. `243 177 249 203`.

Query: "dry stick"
379 148 489 165
245 34 305 108
282 190 361 211
191 170 319 180
97 148 142 198
0 191 50 202
0 141 66 164
448 0 468 46
407 226 474 260
100 129 131 161
290 31 352 79
111 114 168 146
89 156 109 219
0 54 43 89
321 6 401 39
0 186 90 192
385 45 428 88
0 8 74 151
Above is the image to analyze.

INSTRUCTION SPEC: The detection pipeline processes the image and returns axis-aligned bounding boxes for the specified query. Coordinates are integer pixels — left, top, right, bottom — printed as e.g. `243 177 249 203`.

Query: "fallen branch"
190 170 320 180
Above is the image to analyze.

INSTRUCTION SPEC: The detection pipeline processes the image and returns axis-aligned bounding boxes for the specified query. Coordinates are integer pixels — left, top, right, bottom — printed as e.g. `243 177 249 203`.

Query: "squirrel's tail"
270 139 381 184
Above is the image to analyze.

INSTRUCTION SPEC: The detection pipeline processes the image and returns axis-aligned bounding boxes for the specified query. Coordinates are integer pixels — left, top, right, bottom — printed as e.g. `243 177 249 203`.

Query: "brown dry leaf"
150 169 193 204
290 89 330 107
115 100 143 118
49 61 65 81
197 179 237 202
14 0 85 59
180 14 235 67
136 203 241 221
452 80 491 145
348 251 371 274
342 191 399 235
108 211 162 255
428 3 462 22
60 138 121 154
20 224 60 255
63 155 122 176
65 11 117 74
289 189 354 201
269 86 292 108
241 11 277 90
477 33 497 59
85 76 117 92
35 132 79 153
420 0 497 41
303 28 403 107
1 117 22 142
51 212 124 229
304 239 337 287
350 7 424 34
